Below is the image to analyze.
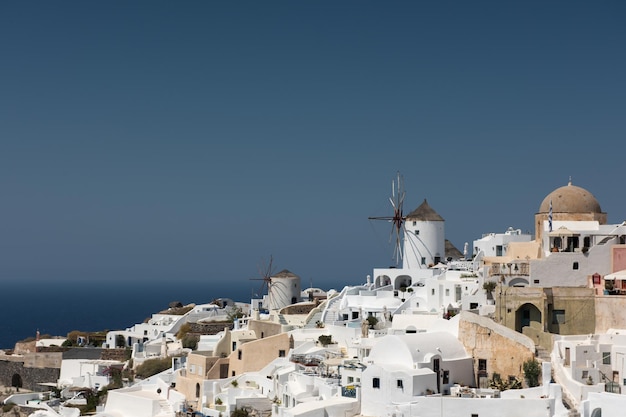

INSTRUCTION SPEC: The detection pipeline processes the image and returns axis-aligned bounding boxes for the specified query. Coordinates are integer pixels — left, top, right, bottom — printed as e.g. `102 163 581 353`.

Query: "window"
603 352 611 365
582 370 589 379
278 350 286 357
412 221 416 226
415 230 419 235
397 379 403 389
445 289 450 296
431 289 435 296
421 257 426 265
470 303 478 309
496 245 503 256
373 378 380 389
238 350 242 360
478 359 487 371
190 364 196 373
471 414 478 417
347 376 354 383
232 341 237 351
553 310 566 324
573 262 579 270
533 279 540 284
442 370 449 384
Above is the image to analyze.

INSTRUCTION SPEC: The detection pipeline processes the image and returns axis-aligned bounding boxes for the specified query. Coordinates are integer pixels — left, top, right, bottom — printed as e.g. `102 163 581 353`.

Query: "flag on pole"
548 199 553 232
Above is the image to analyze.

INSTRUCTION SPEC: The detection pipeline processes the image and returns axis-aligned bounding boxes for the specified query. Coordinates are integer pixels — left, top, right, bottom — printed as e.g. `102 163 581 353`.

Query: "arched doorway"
515 303 542 333
11 373 22 390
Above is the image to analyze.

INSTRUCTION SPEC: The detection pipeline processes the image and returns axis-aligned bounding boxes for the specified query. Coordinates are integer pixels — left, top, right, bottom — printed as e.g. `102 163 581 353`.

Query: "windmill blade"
369 172 407 266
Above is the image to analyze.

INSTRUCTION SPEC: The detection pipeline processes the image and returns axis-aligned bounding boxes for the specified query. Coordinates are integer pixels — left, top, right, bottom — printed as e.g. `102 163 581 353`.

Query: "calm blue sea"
0 278 256 349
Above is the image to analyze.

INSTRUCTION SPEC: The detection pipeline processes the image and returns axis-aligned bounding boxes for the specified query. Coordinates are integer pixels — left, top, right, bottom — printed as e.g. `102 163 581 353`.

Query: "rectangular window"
238 350 242 360
347 376 354 383
496 245 503 256
431 289 435 296
445 289 450 296
582 370 588 379
397 379 403 389
552 310 566 325
373 377 380 389
471 414 478 417
533 279 540 284
573 262 579 270
603 352 611 365
421 257 426 265
478 359 487 371
278 350 286 357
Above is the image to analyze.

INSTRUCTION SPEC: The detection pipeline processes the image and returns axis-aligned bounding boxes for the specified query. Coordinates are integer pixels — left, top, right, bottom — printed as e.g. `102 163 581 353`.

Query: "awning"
548 226 579 237
604 270 626 281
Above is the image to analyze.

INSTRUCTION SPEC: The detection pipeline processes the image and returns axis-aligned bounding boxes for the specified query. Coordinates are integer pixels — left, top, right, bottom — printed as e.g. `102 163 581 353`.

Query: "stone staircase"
154 399 174 416
304 311 323 328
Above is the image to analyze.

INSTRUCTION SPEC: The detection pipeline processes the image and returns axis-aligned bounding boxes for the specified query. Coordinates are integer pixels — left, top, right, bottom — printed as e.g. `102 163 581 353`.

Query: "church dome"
539 182 602 214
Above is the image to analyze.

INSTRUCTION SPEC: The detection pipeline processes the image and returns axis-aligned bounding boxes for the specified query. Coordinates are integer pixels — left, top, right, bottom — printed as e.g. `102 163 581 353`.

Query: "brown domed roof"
406 199 444 221
539 182 602 214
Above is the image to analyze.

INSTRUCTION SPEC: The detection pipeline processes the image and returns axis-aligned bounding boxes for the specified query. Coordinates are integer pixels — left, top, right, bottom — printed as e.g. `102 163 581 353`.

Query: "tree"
523 359 541 387
483 281 497 299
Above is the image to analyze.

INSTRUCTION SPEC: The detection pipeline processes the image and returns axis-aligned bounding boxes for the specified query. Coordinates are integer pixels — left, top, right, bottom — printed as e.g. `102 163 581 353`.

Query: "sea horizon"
0 277 258 350
0 275 353 350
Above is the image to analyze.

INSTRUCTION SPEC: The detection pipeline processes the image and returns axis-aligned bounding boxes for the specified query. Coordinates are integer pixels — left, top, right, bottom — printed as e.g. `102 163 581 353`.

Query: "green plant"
483 281 497 294
135 357 172 379
231 379 239 388
489 372 522 391
318 335 333 346
231 407 249 417
227 306 244 322
366 316 378 328
182 334 199 350
523 359 541 387
215 397 223 405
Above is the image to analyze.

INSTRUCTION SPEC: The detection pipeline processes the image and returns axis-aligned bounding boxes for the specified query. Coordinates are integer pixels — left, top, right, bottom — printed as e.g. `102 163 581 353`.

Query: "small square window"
348 376 354 383
278 350 286 357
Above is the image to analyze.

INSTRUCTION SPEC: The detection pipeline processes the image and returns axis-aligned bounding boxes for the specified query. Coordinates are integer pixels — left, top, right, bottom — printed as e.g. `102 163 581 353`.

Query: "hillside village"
3 179 626 417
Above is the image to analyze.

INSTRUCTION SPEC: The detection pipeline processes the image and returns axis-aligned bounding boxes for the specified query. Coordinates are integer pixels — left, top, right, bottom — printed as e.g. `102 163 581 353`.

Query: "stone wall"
0 359 60 391
458 312 535 388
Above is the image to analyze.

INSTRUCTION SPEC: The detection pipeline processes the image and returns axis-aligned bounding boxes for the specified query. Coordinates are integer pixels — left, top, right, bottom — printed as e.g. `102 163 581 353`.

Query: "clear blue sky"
1 2 625 291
